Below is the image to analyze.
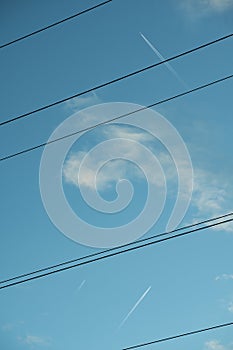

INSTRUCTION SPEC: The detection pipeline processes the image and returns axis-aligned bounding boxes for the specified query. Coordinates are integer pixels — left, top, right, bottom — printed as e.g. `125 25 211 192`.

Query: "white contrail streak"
77 279 86 291
118 286 151 329
140 32 188 88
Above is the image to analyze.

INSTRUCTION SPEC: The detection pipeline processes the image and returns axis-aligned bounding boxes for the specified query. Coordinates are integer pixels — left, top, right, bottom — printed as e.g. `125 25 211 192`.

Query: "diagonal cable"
0 73 232 162
122 321 233 349
0 1 112 49
0 214 232 290
0 33 232 127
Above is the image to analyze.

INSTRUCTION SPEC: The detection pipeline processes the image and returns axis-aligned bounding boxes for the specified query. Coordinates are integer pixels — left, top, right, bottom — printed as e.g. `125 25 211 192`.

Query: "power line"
0 32 232 127
0 1 112 49
0 211 232 285
1 73 232 163
122 321 233 349
0 215 232 290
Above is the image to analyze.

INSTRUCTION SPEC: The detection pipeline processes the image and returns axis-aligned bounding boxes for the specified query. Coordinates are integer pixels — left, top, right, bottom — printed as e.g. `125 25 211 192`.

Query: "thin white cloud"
65 92 100 112
215 274 233 281
193 170 226 212
19 335 51 347
191 169 233 232
102 124 154 143
1 321 24 332
63 150 145 190
118 286 151 329
63 125 168 191
140 32 188 89
202 0 233 11
228 302 233 313
180 0 233 16
205 340 226 350
1 323 14 332
63 123 233 232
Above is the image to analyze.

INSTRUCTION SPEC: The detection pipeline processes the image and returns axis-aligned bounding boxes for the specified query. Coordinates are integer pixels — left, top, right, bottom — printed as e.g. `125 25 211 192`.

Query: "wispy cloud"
19 335 51 347
191 169 233 232
118 286 151 329
140 32 188 89
1 321 24 332
65 92 100 112
180 0 233 17
215 274 233 281
63 121 233 233
193 170 227 212
103 124 154 143
228 302 233 313
63 125 167 191
63 151 133 190
205 340 226 350
1 323 14 332
210 0 233 11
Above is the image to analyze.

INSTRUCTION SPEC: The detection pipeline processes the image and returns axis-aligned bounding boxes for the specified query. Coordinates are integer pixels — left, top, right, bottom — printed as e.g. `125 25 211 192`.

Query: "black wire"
1 211 232 285
0 33 232 127
0 215 232 290
1 73 232 163
0 1 112 49
0 211 232 286
0 10 231 346
122 321 233 349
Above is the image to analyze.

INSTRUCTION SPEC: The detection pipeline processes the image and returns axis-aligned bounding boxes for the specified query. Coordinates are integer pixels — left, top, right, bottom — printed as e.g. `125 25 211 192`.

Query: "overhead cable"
0 1 112 49
0 214 232 290
0 33 232 127
1 73 233 163
122 321 233 349
0 211 232 285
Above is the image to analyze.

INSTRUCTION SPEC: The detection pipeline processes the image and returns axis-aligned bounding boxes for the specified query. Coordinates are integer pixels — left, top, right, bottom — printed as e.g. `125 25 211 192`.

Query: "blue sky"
0 0 233 349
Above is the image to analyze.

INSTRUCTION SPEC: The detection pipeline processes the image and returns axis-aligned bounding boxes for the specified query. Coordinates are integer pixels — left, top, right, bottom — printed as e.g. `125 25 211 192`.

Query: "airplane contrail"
77 279 86 291
118 286 151 329
140 32 188 88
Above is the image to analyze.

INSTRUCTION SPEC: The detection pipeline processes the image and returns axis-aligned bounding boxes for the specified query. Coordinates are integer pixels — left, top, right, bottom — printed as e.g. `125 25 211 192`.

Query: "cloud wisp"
1 323 14 332
19 335 51 347
228 302 233 313
191 169 233 233
205 340 226 350
63 122 233 233
118 286 151 329
140 32 188 89
215 274 233 281
65 92 100 112
180 0 233 17
63 125 167 191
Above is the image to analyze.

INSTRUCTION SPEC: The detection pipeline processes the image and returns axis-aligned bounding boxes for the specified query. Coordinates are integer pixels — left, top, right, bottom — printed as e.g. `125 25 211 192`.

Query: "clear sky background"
0 0 233 349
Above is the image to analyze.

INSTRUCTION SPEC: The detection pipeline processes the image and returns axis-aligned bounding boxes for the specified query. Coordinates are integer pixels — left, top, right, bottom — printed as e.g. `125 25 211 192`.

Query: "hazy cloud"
180 0 233 17
1 321 24 332
63 124 233 232
205 340 226 350
215 274 233 281
63 125 169 191
65 92 100 112
1 323 14 332
228 302 233 313
102 124 154 143
19 335 51 347
191 169 233 232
